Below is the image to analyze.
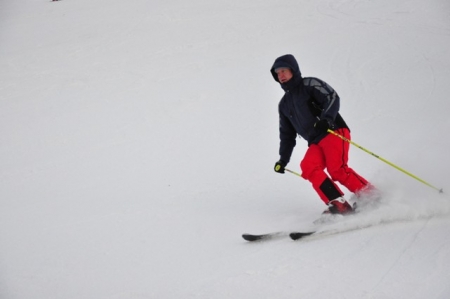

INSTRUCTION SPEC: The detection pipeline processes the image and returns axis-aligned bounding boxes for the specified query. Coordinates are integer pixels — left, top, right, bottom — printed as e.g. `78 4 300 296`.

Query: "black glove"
314 119 331 134
274 160 286 173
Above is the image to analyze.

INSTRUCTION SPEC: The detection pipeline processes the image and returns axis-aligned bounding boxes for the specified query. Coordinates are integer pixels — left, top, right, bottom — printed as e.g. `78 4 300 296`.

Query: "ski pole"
327 129 443 193
285 168 302 177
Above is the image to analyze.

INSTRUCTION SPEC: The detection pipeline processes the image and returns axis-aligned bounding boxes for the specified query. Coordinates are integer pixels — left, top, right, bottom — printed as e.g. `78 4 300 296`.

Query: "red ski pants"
300 128 369 204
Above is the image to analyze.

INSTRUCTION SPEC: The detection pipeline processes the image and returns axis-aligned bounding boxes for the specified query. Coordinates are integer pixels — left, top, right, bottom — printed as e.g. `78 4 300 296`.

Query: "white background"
1 0 450 298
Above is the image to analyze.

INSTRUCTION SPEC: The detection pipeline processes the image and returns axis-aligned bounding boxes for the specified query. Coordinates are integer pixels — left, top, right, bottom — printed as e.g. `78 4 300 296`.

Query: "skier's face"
276 68 293 83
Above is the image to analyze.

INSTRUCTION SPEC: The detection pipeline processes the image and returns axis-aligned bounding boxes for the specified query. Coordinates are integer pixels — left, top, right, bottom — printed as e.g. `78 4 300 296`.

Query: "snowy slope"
1 0 450 298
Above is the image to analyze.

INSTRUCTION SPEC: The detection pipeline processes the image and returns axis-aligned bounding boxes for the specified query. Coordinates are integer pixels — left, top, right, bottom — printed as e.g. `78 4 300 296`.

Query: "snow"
1 0 450 298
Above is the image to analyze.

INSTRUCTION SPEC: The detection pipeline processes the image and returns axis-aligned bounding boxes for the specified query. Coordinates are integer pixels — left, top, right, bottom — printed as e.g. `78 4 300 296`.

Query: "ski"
242 232 284 242
289 231 316 240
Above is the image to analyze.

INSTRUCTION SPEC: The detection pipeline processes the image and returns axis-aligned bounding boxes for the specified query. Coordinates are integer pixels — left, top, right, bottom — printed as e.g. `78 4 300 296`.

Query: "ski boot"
325 197 354 215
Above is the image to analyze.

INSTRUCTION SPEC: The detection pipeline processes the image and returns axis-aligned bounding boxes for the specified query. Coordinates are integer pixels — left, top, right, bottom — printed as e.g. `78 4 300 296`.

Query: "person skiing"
271 54 373 214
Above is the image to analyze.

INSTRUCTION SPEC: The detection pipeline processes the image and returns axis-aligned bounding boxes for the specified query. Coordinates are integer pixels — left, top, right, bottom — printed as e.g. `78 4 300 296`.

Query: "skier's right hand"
274 160 286 173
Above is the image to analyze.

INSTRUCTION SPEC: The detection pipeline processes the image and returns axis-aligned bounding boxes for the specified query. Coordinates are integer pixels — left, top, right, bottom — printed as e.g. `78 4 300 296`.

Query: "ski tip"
242 233 263 242
289 231 315 240
242 233 279 242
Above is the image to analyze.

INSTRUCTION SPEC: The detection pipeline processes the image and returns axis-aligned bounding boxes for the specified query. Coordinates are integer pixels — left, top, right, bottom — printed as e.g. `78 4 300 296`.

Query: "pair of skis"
242 231 316 242
242 214 346 242
242 217 387 242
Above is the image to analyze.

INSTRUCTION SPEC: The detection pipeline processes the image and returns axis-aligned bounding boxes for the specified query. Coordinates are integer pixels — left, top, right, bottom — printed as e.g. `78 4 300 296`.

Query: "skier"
271 54 373 214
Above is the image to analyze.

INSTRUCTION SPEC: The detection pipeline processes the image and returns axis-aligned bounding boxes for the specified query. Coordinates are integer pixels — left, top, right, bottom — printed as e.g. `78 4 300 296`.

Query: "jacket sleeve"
304 78 340 124
279 109 297 164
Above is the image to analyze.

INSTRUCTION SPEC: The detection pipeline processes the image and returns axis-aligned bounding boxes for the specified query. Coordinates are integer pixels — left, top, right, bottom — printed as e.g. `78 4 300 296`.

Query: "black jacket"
270 54 349 164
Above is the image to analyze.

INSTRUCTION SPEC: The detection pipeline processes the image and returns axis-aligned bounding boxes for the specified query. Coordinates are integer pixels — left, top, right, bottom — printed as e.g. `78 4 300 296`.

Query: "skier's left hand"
314 119 331 133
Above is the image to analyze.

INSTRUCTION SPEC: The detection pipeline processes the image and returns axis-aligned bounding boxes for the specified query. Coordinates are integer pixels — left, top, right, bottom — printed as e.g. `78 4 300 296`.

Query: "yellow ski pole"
285 168 302 177
327 129 443 193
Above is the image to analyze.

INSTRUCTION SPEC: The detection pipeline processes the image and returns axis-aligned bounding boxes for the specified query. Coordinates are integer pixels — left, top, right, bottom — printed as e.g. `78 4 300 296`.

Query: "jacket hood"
270 54 302 90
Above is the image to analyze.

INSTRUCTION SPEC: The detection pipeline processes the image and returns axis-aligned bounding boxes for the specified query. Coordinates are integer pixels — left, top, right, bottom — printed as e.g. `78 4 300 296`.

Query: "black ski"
242 232 283 241
289 231 316 240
